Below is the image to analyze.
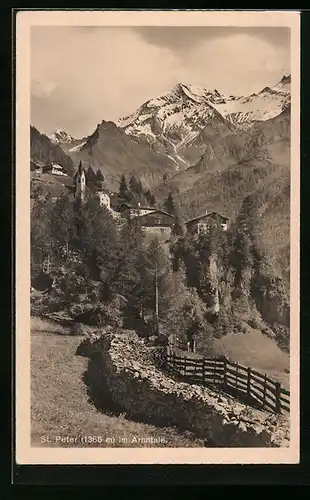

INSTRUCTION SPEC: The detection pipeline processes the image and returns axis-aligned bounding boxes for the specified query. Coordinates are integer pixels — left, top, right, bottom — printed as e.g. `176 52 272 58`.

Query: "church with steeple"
73 161 114 213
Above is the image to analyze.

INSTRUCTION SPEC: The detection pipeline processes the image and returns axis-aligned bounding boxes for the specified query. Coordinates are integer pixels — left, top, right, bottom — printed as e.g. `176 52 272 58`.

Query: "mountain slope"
154 106 290 222
71 120 177 191
30 126 75 175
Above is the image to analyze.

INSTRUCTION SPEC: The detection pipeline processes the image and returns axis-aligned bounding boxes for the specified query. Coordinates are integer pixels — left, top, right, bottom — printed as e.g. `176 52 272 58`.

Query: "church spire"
74 161 86 203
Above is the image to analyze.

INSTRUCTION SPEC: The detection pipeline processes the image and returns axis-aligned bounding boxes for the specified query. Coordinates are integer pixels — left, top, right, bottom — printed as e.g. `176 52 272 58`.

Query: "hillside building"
97 191 111 209
118 203 157 219
42 163 68 176
185 211 229 235
135 209 175 235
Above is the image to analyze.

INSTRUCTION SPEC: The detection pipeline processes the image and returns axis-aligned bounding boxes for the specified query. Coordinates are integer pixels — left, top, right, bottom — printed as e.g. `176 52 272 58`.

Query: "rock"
238 421 247 433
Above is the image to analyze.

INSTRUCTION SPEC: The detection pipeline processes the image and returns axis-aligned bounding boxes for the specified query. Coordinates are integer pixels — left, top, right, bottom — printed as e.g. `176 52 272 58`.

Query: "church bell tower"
74 161 86 203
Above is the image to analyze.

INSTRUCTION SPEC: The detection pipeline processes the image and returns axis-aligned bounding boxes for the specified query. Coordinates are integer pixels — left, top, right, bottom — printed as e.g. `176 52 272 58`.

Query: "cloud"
32 79 58 98
134 26 290 54
30 26 290 137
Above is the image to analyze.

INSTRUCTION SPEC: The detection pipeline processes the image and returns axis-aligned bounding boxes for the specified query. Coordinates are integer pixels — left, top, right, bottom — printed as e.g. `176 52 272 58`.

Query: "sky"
31 26 290 138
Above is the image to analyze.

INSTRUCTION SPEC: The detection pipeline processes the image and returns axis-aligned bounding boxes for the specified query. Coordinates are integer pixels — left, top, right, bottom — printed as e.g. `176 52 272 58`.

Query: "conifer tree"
119 174 131 203
86 165 96 184
141 237 171 331
172 215 186 237
129 175 138 194
163 191 175 215
76 194 118 290
136 180 143 199
95 168 104 183
111 218 145 308
50 193 76 261
145 189 156 207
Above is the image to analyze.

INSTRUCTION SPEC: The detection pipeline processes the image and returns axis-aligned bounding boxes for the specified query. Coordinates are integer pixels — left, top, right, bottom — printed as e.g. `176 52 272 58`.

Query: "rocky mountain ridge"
47 74 290 174
115 75 291 166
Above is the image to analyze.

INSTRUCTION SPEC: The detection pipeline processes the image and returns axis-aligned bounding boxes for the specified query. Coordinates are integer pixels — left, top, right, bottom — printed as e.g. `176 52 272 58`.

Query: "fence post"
263 373 267 407
275 382 282 414
184 355 187 377
213 359 217 383
235 362 239 389
223 357 227 388
163 347 167 369
247 367 251 397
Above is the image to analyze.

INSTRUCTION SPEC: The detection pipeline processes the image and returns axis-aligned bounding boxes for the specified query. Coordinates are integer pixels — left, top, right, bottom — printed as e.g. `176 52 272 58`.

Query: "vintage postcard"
15 10 300 465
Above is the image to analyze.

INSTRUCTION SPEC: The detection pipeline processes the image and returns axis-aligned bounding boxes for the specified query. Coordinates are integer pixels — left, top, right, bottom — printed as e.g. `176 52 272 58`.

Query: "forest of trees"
31 188 214 350
118 174 156 206
31 177 289 352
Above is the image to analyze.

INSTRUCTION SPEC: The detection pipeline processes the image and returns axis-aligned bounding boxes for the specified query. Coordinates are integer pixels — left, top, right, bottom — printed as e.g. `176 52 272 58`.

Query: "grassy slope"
210 328 290 390
31 318 203 448
173 327 289 390
31 172 74 198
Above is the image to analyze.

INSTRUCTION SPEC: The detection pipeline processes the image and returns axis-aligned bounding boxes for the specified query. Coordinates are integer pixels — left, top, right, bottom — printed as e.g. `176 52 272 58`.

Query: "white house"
97 192 111 209
43 163 68 176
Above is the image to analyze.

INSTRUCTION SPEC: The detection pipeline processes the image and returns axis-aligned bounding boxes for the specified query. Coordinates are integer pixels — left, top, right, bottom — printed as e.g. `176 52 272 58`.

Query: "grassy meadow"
31 317 204 448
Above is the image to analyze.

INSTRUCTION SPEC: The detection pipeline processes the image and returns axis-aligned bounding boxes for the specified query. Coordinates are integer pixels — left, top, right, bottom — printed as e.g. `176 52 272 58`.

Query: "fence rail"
164 349 290 415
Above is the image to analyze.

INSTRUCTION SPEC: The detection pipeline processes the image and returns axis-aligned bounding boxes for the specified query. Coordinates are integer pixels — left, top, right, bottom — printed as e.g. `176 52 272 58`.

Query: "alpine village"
31 76 291 448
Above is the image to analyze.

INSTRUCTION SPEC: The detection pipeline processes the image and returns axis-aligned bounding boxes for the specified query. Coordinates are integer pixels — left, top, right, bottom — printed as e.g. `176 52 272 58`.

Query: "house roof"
118 203 156 211
138 209 175 219
117 204 175 219
42 164 68 173
97 190 110 196
185 211 228 225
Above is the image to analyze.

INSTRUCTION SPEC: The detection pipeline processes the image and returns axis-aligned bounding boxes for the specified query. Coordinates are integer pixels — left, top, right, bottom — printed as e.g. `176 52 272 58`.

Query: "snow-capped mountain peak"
115 74 290 170
49 129 75 144
116 81 224 169
270 74 291 95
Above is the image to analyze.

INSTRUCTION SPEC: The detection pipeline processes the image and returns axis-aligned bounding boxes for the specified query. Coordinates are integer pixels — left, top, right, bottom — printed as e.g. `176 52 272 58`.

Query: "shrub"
248 310 263 330
261 325 276 339
212 310 234 337
237 320 251 334
70 322 90 337
273 323 290 352
71 302 123 328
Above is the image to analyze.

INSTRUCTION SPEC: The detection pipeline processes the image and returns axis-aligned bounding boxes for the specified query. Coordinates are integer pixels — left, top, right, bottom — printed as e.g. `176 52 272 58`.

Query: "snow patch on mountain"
69 140 87 153
114 75 291 169
117 76 291 143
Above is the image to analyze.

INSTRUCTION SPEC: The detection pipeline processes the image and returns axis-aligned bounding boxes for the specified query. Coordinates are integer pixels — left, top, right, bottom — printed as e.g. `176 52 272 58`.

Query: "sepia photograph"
15 10 300 464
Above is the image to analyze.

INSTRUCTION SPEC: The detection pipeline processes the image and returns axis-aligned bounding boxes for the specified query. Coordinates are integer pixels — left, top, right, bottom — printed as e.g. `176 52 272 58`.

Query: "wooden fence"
164 349 290 415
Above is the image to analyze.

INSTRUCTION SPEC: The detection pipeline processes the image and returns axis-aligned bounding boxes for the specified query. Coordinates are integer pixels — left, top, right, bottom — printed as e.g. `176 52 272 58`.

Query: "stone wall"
82 331 290 447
